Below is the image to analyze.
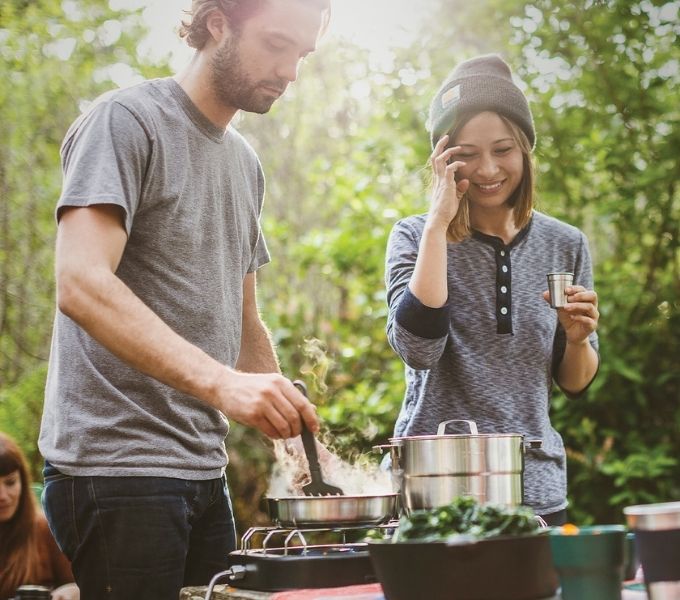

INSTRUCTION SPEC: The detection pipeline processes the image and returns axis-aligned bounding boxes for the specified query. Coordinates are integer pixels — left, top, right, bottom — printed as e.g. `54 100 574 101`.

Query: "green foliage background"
1 0 678 532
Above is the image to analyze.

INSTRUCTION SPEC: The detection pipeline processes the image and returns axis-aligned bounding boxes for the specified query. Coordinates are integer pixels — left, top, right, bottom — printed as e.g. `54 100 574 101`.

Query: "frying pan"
265 493 399 528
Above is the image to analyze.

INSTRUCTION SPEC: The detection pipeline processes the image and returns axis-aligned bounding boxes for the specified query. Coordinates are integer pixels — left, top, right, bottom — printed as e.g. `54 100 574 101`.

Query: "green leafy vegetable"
394 496 540 542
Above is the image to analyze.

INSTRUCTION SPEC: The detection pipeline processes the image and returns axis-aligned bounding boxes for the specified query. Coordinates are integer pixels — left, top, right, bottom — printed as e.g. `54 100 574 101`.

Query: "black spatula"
293 380 344 497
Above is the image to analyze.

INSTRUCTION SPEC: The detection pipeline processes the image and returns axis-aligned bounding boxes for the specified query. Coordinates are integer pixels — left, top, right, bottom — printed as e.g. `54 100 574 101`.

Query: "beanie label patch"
441 84 460 108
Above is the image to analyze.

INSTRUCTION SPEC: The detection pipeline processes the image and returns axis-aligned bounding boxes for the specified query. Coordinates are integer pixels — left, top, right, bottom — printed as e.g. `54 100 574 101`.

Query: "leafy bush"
1 0 677 534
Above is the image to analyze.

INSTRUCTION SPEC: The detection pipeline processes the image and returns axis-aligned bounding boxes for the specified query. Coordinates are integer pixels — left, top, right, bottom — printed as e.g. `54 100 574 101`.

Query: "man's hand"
216 371 319 439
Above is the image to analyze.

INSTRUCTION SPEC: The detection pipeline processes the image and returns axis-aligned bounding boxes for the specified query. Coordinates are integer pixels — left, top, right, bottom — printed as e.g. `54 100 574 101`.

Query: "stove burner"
240 523 394 555
243 544 365 557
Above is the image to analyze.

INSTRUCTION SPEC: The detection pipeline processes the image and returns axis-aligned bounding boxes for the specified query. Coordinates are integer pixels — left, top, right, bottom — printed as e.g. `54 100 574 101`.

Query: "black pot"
367 533 558 600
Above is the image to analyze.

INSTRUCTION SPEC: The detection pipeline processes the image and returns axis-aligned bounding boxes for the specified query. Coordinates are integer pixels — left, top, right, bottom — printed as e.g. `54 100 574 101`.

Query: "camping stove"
205 523 396 597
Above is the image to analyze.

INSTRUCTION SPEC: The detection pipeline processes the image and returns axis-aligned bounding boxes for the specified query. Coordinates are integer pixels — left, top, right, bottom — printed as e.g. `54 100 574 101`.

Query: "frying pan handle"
293 380 322 475
292 379 308 396
300 423 322 474
372 444 394 454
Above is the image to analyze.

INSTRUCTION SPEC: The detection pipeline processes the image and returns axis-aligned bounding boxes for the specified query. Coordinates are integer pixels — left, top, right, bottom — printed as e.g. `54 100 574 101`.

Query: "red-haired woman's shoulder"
33 511 51 536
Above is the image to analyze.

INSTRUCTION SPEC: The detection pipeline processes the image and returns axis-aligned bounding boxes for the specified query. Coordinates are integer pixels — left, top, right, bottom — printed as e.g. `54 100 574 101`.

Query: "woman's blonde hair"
442 114 535 243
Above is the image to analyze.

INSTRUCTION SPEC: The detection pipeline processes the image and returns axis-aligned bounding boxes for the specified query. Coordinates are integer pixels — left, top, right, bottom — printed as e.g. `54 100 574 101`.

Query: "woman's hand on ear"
427 134 469 232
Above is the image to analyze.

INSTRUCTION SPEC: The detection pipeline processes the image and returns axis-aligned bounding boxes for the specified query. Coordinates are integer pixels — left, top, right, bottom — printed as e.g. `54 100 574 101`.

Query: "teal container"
623 531 638 580
549 525 626 600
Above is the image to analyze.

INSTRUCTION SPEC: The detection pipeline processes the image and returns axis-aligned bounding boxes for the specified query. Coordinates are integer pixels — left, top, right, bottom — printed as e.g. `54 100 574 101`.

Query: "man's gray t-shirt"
39 78 270 479
385 212 599 514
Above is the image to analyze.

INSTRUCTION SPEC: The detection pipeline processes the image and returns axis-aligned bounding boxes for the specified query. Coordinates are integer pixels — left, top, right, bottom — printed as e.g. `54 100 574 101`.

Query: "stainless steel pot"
376 420 541 513
265 493 399 528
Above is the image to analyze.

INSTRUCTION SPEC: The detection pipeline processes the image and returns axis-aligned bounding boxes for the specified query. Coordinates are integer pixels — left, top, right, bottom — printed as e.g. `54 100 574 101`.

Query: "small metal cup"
547 272 574 309
624 502 680 600
14 586 52 600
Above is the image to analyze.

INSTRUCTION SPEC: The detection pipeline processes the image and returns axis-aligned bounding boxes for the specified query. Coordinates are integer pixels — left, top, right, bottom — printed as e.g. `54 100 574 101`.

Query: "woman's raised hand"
543 285 600 344
427 134 469 232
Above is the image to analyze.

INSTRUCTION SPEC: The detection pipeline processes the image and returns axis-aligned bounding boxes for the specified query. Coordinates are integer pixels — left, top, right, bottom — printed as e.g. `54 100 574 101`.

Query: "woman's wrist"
422 219 449 241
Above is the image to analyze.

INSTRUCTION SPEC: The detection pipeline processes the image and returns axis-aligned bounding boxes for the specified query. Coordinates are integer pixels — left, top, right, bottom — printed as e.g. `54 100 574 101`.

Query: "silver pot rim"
387 420 530 444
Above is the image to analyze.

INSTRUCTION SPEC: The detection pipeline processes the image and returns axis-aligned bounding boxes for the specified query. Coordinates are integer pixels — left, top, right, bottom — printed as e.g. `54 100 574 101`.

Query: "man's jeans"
43 461 236 600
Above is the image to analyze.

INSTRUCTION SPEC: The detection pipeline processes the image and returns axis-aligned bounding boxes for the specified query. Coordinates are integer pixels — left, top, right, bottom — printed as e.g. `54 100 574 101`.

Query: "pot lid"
389 419 525 442
389 432 523 442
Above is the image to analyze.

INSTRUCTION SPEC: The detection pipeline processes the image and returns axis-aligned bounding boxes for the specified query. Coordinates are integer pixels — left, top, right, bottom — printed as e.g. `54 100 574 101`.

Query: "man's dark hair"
179 0 330 50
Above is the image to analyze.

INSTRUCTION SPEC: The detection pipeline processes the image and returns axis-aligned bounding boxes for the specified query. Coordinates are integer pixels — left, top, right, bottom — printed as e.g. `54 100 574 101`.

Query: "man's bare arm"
56 204 318 438
236 273 281 374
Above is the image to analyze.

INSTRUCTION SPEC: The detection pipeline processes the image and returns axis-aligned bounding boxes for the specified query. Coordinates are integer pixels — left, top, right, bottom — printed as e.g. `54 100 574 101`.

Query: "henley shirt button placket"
496 244 512 334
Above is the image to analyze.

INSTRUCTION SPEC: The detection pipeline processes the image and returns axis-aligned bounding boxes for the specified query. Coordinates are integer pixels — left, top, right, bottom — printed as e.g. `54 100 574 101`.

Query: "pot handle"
372 444 394 454
524 439 543 450
437 419 479 436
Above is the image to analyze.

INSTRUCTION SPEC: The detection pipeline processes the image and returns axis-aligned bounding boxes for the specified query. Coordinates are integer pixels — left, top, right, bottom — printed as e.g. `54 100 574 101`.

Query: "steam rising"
268 338 392 497
267 438 392 497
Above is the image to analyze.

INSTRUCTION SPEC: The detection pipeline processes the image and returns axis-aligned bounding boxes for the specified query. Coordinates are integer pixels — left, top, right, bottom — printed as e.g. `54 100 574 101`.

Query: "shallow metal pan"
265 493 399 528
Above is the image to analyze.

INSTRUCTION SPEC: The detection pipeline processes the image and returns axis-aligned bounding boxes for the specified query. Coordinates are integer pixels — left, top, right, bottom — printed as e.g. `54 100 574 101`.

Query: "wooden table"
180 583 383 599
181 587 269 600
180 582 648 599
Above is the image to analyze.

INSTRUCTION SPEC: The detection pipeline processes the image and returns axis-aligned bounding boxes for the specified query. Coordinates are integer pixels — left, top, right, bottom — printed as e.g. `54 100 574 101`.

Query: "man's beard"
209 36 286 114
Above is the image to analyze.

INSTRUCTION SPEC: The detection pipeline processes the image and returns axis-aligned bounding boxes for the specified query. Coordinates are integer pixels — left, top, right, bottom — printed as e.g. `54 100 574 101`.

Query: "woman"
384 54 599 525
0 433 78 600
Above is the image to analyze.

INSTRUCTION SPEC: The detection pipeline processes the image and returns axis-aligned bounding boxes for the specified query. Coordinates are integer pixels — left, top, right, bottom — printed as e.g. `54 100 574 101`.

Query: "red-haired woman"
0 433 78 600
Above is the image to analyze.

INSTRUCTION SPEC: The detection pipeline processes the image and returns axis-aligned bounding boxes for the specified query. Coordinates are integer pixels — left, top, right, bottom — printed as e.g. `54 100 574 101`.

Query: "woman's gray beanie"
427 54 535 149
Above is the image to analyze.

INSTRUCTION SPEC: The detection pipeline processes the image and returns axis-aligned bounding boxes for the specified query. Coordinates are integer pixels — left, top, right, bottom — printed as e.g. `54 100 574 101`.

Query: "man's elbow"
56 265 81 318
55 264 99 320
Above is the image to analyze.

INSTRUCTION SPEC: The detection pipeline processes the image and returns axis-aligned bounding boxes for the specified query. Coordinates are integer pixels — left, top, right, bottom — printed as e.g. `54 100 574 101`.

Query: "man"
38 0 330 597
